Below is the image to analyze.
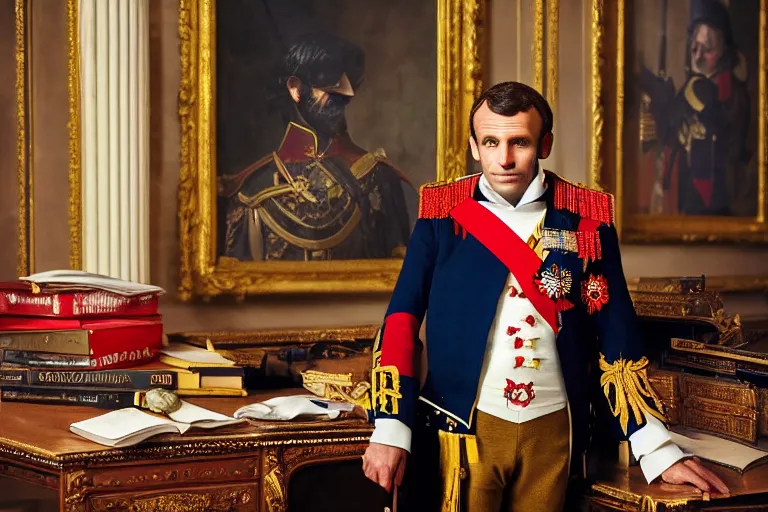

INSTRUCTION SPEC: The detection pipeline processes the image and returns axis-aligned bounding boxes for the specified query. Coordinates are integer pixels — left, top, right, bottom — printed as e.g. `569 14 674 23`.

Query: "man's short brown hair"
469 82 553 144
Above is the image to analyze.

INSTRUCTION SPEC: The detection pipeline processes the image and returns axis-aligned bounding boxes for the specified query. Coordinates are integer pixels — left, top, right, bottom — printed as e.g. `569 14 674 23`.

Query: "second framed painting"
178 0 486 298
595 0 767 243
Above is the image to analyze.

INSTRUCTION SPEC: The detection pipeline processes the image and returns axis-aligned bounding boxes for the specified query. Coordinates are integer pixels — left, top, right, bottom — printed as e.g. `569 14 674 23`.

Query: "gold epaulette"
418 173 481 219
549 172 615 225
218 153 275 198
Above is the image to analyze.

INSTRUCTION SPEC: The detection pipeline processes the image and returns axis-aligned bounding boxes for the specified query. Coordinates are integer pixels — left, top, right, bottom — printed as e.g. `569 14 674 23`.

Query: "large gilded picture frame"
178 0 486 299
15 0 32 277
593 0 768 243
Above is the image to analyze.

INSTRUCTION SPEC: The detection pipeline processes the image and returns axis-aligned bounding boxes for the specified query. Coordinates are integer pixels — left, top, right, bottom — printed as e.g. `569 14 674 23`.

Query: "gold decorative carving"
178 0 486 298
647 370 677 401
647 368 680 425
67 0 82 269
533 0 544 94
545 0 558 113
89 486 253 511
681 406 757 445
15 0 32 277
263 447 286 512
91 458 260 490
626 274 768 297
664 353 737 375
671 339 768 368
0 430 371 468
64 470 93 512
591 481 697 512
680 374 758 444
589 0 606 192
681 373 757 409
760 389 768 437
594 0 768 242
631 285 744 346
436 0 486 182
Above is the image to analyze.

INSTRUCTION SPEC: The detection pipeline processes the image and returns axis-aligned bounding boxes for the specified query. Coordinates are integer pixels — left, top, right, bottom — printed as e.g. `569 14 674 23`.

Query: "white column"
78 0 150 283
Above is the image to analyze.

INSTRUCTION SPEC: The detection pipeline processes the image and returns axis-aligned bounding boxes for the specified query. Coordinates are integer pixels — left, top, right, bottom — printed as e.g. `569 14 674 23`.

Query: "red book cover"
0 282 160 318
0 317 164 370
0 315 162 331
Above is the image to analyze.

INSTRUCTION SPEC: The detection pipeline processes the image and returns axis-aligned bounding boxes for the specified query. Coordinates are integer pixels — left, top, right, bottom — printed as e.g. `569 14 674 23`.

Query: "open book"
70 401 243 447
159 343 236 368
21 270 165 296
669 428 768 474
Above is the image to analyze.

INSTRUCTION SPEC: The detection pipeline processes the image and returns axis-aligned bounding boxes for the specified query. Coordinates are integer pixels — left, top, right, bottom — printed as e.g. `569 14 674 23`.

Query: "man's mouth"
493 173 524 184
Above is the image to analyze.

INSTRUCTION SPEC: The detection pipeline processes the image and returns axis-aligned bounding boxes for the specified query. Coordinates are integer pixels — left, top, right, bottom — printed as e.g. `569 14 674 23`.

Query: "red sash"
450 199 558 334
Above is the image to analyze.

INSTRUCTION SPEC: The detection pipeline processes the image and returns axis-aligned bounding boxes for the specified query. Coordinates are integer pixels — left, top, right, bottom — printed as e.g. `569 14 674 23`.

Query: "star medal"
582 274 609 314
535 264 572 300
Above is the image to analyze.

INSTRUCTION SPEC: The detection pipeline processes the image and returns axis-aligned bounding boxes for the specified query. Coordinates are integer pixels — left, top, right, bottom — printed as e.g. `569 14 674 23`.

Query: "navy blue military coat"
370 171 665 475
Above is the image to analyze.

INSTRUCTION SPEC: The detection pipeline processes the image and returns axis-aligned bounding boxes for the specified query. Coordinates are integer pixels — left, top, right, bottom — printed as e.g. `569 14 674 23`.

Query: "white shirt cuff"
638 442 685 483
369 419 412 453
629 414 672 457
629 414 685 483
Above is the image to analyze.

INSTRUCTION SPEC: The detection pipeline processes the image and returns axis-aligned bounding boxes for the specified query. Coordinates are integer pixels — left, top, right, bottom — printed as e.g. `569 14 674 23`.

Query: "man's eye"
485 140 498 147
515 139 529 147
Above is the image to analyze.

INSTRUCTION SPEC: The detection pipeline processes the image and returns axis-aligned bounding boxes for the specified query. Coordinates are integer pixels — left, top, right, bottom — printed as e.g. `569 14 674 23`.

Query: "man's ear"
286 76 301 103
538 132 554 159
469 136 481 161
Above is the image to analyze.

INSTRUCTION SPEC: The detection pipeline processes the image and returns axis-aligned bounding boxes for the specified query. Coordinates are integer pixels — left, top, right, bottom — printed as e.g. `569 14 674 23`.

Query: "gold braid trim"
599 354 666 435
371 365 402 415
438 431 479 512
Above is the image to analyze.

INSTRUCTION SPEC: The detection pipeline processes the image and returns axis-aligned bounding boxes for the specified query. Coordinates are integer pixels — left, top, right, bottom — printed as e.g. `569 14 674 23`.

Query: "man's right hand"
362 442 407 493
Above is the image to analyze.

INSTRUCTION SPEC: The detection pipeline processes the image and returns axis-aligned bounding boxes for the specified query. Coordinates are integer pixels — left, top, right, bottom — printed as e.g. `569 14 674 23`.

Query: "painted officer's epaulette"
218 153 275 198
418 173 481 219
551 173 615 226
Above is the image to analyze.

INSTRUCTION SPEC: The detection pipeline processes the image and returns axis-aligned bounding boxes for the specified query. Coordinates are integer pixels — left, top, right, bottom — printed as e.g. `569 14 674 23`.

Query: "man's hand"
661 458 730 495
362 442 407 493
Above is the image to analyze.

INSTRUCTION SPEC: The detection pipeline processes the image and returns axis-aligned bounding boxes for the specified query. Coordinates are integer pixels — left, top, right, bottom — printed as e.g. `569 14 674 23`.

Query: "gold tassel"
598 354 666 435
438 431 479 512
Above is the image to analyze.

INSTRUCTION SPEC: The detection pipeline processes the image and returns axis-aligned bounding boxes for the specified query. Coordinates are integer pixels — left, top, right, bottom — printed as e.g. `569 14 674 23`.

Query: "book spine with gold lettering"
0 385 140 409
1 347 157 370
0 368 176 390
0 330 89 355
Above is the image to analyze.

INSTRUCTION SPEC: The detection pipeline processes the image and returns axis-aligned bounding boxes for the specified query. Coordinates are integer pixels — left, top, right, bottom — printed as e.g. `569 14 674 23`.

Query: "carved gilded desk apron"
589 463 768 511
0 393 373 511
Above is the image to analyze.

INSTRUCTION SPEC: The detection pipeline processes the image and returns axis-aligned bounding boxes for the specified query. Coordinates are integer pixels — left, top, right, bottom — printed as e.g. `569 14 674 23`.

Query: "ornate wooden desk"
590 463 768 511
0 391 382 512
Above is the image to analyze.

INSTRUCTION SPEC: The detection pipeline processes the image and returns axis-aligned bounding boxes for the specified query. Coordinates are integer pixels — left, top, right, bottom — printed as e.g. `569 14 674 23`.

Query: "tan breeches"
466 408 570 512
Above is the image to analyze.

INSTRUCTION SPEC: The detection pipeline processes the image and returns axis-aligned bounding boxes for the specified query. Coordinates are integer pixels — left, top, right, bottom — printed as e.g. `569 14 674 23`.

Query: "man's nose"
498 144 514 168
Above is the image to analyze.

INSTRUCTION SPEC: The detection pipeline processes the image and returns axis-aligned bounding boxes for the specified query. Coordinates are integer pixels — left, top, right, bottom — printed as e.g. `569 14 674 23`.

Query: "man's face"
690 23 725 76
469 102 551 206
289 73 355 137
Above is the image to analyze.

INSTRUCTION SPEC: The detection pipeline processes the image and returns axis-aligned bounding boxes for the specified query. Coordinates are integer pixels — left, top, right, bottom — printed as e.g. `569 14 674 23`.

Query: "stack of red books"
0 270 165 408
